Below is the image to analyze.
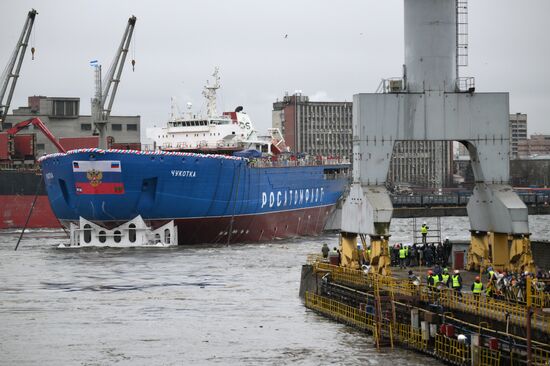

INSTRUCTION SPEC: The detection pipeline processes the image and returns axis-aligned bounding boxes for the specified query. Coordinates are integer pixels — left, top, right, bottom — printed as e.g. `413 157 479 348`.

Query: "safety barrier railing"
309 258 550 334
528 284 550 309
394 323 428 352
434 334 470 365
509 349 549 366
477 347 500 366
304 292 378 340
532 346 550 366
305 291 550 366
313 262 371 288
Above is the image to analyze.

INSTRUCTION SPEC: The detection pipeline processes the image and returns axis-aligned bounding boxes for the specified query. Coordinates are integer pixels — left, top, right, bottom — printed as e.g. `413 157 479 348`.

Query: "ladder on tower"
456 0 469 70
412 217 442 246
455 0 475 92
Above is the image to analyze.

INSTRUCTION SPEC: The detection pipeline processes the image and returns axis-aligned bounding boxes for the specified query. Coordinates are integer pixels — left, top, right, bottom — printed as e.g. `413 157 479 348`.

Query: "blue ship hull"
39 149 349 244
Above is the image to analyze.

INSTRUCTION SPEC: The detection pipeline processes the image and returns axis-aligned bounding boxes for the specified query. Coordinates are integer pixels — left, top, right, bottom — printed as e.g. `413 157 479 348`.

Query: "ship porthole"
114 230 122 243
83 224 92 243
98 231 107 244
128 224 136 243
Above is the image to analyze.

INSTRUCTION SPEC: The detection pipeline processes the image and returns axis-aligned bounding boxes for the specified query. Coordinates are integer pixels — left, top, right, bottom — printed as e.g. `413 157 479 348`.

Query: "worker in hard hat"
471 275 484 307
451 269 463 298
427 270 434 287
441 268 450 287
420 222 429 245
427 269 441 302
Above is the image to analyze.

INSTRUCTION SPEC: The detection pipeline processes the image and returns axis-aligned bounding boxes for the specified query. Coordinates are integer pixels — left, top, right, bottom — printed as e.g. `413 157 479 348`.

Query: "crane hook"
131 59 135 72
31 47 36 60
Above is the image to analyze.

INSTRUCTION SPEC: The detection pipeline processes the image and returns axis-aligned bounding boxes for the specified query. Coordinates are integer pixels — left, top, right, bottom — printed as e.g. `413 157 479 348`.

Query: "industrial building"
517 134 550 158
273 92 453 188
5 96 140 155
272 93 352 159
509 112 528 158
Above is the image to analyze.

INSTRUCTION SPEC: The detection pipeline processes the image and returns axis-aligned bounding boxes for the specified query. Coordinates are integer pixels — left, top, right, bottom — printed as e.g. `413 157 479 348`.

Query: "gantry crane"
91 16 136 149
0 9 38 131
339 0 534 275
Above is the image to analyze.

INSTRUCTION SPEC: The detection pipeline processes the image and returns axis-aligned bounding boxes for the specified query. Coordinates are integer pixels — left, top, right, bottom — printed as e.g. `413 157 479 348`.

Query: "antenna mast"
202 67 220 118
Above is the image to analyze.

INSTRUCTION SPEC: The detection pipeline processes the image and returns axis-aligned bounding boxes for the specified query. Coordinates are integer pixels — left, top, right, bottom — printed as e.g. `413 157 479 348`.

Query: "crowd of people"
320 232 550 305
390 239 452 269
406 265 550 304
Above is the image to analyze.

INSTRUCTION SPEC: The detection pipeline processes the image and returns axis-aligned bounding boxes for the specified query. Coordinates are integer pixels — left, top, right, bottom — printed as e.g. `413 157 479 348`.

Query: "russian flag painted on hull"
72 160 125 195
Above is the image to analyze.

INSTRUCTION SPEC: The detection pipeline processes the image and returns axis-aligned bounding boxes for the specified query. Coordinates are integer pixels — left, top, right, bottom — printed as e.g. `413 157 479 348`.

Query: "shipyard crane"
91 16 136 149
6 117 66 153
0 9 38 132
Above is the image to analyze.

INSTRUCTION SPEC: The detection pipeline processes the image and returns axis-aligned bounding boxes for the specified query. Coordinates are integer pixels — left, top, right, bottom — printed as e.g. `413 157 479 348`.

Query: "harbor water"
1 216 549 365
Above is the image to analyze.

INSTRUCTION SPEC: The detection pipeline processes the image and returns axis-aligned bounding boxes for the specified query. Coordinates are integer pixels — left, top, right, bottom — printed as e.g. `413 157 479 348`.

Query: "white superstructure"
147 69 284 154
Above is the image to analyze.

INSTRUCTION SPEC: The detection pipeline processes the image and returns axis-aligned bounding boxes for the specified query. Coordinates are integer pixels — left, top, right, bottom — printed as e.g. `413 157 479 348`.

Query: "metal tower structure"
339 0 534 274
202 67 221 118
91 16 136 149
0 9 38 131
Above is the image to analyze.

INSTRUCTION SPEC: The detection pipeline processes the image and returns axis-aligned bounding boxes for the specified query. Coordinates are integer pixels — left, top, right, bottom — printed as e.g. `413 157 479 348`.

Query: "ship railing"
248 157 349 168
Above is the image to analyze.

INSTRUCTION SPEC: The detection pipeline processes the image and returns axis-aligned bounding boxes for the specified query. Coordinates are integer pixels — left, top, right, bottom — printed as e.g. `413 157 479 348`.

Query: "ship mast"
202 67 220 118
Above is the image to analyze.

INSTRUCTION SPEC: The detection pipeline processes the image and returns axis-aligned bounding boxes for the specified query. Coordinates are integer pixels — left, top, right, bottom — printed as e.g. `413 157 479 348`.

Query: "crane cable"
14 174 43 251
31 18 36 60
131 27 136 71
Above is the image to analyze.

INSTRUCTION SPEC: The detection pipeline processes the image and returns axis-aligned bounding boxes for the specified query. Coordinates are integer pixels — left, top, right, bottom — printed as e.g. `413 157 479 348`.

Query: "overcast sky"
1 0 549 138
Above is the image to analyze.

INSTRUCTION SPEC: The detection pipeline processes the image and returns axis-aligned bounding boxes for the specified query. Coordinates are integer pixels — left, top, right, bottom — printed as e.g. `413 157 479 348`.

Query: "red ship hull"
0 170 61 229
171 205 335 244
0 195 61 229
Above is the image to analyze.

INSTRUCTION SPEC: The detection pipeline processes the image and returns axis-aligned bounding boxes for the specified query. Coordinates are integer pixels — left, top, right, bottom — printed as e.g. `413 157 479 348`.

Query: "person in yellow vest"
399 245 407 269
441 268 450 287
427 269 441 302
451 269 463 297
420 222 429 244
471 275 484 306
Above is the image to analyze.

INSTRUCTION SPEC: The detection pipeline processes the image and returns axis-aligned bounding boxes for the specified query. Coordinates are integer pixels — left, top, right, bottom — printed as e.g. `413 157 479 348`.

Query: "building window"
3 122 12 129
127 124 137 131
36 143 45 150
52 99 79 118
81 124 92 131
111 124 122 131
